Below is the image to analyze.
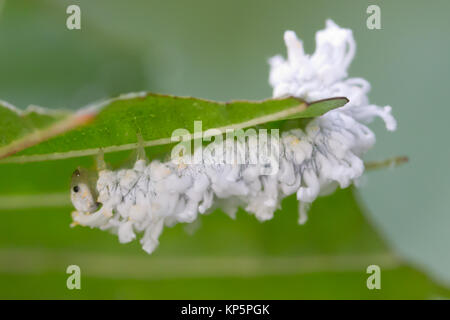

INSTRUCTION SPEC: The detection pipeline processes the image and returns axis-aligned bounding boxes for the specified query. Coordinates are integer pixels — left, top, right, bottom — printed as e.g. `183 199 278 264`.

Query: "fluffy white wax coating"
71 20 396 254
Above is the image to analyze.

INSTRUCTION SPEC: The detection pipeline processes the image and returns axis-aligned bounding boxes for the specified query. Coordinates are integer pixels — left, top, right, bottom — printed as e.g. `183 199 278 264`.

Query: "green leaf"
0 188 447 299
0 93 348 163
0 93 445 299
0 101 92 161
0 102 68 148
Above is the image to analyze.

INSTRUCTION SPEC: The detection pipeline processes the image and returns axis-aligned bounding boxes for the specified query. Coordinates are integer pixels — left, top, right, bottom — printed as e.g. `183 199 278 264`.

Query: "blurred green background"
0 0 449 299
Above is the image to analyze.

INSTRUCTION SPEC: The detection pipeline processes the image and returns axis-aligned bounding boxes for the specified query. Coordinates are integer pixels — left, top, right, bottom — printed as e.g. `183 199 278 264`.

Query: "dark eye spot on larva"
73 185 80 193
73 169 80 177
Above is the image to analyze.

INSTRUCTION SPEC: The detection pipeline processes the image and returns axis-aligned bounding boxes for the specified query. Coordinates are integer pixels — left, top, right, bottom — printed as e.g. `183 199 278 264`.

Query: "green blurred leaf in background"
1 187 448 299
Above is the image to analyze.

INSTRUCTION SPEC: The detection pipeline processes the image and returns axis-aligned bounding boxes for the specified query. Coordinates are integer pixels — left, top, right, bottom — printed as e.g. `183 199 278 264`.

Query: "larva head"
70 167 100 214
